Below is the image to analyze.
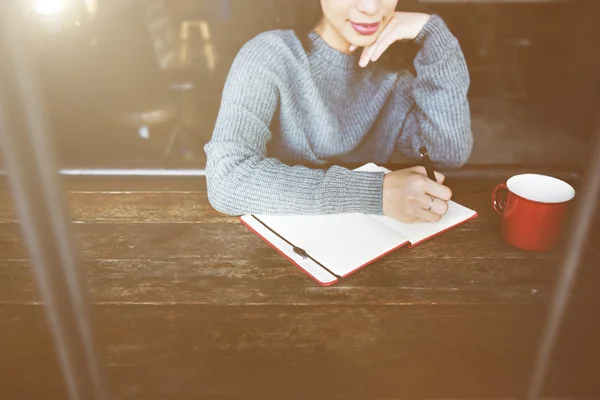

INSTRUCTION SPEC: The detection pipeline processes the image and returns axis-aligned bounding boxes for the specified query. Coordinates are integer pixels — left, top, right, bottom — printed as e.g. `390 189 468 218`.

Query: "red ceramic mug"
492 174 575 252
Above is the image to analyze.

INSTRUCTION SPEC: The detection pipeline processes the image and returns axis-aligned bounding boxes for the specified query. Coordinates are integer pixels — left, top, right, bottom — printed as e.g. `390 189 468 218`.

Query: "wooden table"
0 175 599 399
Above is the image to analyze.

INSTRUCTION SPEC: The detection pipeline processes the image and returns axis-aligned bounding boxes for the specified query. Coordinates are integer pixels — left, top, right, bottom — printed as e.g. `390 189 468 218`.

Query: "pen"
419 146 437 182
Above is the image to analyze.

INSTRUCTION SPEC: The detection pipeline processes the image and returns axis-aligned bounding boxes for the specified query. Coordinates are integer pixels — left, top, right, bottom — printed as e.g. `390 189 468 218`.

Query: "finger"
370 23 400 62
409 165 445 184
369 20 396 61
418 194 449 216
369 34 397 64
425 181 452 202
359 44 374 68
415 208 442 223
359 18 395 67
349 44 357 52
359 20 396 67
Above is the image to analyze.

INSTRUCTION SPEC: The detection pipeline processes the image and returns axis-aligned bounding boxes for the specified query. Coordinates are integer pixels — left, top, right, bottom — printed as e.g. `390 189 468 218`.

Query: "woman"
204 0 473 223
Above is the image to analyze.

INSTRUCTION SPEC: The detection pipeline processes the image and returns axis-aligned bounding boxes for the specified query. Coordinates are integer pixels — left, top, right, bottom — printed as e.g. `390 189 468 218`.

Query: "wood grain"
1 176 597 400
0 304 598 400
0 257 596 306
1 252 598 306
0 220 576 261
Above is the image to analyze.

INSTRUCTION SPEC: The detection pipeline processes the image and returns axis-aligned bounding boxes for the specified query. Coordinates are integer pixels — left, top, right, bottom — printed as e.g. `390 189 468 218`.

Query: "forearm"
205 141 384 216
408 15 473 168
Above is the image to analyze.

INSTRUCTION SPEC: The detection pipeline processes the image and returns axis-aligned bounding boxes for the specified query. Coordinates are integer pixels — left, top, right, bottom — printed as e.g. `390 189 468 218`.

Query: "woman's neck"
314 20 352 55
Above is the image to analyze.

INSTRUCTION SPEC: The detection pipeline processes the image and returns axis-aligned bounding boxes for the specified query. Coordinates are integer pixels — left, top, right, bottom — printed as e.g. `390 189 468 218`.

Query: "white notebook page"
251 213 409 277
240 215 339 285
368 200 477 244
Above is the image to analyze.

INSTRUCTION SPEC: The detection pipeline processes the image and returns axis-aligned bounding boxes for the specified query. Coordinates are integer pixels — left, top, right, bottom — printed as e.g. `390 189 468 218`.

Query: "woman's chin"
347 34 378 49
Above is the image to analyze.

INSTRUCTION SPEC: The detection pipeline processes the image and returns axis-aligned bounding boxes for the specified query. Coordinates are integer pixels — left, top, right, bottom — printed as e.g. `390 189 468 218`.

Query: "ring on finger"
427 195 434 211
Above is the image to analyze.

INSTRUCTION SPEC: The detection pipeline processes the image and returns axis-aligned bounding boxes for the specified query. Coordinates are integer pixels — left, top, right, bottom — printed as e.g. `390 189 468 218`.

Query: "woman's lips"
350 21 381 36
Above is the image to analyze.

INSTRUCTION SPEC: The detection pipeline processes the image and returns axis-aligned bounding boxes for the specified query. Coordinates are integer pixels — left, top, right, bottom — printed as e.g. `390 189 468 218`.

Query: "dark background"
18 0 600 170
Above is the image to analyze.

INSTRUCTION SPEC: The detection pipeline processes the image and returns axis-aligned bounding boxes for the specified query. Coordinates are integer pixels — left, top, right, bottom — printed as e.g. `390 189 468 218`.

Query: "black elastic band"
250 215 342 279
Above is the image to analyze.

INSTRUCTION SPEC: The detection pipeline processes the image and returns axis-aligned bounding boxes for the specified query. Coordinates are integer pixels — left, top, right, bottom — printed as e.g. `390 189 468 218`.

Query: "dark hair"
275 0 417 73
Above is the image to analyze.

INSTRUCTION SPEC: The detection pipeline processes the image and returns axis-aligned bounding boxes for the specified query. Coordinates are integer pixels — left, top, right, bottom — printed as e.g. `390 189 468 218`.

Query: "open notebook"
240 163 478 286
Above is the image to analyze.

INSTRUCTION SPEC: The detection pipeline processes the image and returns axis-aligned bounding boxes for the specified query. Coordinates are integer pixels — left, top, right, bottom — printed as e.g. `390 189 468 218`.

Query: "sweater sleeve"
204 34 384 216
395 15 474 169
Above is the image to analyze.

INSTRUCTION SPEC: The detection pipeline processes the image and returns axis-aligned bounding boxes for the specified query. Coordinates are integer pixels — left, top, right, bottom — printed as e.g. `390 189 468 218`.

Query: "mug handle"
492 183 508 215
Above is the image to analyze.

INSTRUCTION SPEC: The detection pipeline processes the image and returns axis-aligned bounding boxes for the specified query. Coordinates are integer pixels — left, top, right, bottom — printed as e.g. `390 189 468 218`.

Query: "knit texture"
204 15 473 216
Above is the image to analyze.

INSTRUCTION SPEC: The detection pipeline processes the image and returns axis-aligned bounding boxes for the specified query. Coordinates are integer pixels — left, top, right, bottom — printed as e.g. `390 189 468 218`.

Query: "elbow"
449 152 471 169
206 172 244 216
449 137 473 169
435 126 474 170
207 188 239 216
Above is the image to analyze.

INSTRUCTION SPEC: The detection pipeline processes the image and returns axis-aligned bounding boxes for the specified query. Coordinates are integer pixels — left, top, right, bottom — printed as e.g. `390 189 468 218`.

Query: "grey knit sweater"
204 15 473 216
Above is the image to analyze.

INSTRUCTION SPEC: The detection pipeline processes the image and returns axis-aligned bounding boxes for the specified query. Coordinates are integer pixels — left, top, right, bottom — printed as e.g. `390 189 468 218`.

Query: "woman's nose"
355 0 379 16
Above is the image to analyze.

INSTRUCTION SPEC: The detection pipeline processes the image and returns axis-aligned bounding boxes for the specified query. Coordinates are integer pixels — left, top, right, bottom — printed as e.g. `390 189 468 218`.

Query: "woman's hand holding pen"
382 166 452 223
